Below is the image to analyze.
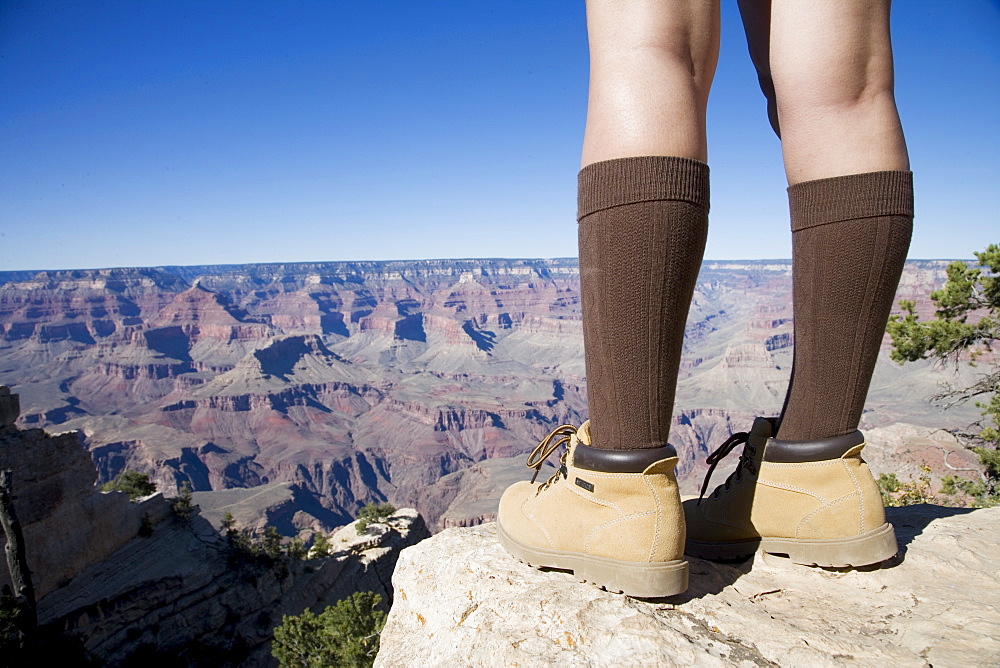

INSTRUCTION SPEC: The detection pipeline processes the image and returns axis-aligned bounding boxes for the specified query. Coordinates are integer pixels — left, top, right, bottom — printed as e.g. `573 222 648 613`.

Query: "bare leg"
740 0 909 183
682 2 910 570
583 0 719 166
495 3 720 597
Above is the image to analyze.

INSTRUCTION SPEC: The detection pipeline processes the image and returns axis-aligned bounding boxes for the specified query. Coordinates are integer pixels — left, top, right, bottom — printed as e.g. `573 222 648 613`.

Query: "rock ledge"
377 504 1000 666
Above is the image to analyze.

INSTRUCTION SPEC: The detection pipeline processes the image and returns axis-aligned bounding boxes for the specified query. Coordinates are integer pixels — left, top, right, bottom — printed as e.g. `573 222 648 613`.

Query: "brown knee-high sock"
577 156 709 451
777 171 913 441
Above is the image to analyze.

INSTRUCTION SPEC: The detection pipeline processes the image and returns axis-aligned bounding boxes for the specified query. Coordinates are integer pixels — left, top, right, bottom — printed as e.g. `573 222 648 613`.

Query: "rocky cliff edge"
377 505 999 666
0 387 430 665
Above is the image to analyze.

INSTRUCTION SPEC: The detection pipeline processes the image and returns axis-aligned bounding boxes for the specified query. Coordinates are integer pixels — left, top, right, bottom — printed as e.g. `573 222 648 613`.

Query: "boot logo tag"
575 477 594 493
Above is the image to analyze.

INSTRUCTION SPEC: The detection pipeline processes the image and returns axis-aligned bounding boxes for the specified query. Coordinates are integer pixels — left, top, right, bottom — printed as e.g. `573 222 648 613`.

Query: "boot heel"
760 523 898 568
574 556 689 599
499 521 688 598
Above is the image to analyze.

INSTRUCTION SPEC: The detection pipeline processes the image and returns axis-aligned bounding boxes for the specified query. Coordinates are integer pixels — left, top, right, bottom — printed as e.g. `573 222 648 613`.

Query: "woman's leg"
582 0 718 166
763 0 909 183
682 0 909 569
579 0 719 451
741 0 913 441
497 0 720 597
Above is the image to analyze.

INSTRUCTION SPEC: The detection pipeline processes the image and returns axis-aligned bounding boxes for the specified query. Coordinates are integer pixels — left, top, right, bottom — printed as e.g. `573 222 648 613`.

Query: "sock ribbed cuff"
578 156 710 220
788 170 913 232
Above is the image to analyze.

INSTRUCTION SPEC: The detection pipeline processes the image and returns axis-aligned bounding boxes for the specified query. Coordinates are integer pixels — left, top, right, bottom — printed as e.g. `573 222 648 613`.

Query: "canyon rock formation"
0 393 428 664
376 505 1000 666
0 408 168 599
42 505 428 666
0 260 983 530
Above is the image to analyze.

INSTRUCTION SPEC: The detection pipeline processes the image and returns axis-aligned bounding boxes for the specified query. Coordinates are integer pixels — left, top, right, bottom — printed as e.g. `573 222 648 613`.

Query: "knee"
771 58 907 181
763 3 907 179
586 0 718 98
770 50 898 133
778 75 895 124
592 37 714 98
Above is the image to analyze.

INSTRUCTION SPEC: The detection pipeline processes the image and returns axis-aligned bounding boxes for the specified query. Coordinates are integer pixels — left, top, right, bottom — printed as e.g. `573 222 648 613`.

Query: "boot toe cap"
497 481 550 549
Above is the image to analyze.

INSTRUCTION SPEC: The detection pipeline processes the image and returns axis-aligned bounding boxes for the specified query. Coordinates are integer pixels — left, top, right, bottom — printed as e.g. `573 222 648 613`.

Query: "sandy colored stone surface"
0 422 164 597
377 504 1000 667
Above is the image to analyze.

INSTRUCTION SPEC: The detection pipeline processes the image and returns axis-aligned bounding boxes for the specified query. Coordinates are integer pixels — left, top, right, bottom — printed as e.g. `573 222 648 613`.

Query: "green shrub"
286 536 307 560
1 593 98 665
222 515 309 572
310 532 332 558
100 470 156 501
138 513 154 537
877 466 937 506
355 502 396 535
0 594 20 652
272 591 386 668
171 481 195 520
940 474 999 508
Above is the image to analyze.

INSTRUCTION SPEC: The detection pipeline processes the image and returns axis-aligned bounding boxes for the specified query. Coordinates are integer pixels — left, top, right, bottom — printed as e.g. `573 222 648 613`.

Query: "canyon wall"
0 391 428 665
0 259 981 530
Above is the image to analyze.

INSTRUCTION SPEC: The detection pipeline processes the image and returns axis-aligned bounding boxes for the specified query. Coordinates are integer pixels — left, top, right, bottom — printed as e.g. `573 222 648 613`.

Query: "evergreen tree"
355 502 397 535
310 532 332 559
262 525 284 560
272 592 386 668
100 470 156 501
887 244 999 502
171 481 196 520
286 536 307 560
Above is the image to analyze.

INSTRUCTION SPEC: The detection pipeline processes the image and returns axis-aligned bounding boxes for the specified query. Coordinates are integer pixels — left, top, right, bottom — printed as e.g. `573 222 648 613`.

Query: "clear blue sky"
1 1 997 271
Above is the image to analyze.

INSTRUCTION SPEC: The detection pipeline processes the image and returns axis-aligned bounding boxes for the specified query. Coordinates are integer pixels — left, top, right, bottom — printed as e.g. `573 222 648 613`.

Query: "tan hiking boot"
497 421 688 597
683 417 898 567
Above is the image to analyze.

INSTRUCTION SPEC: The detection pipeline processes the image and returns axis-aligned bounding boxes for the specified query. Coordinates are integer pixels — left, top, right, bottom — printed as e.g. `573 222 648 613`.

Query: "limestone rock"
0 412 430 665
864 422 983 491
0 422 165 597
376 505 1000 666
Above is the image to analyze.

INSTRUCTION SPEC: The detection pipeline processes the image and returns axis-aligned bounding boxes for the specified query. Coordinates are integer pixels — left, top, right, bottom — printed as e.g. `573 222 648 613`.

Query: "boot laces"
525 424 576 489
697 431 756 504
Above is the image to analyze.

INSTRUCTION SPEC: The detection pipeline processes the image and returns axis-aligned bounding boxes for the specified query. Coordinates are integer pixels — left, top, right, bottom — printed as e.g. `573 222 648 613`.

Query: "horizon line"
0 256 971 276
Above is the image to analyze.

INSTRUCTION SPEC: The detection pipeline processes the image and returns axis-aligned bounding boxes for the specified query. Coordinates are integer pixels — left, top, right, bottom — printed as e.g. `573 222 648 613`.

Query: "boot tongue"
566 420 590 467
747 417 775 466
697 417 777 503
750 417 776 439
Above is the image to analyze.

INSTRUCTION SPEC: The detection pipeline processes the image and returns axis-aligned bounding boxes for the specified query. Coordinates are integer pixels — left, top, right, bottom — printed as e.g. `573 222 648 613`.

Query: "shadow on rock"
638 556 752 605
649 503 979 602
888 503 977 554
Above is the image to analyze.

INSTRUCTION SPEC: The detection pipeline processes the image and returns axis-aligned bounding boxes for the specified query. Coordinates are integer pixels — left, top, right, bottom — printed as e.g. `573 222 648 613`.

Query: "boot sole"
497 521 688 598
685 522 898 568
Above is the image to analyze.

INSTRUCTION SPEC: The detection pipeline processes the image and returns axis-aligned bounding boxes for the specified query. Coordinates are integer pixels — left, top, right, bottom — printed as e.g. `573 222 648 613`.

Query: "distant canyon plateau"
0 259 984 532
